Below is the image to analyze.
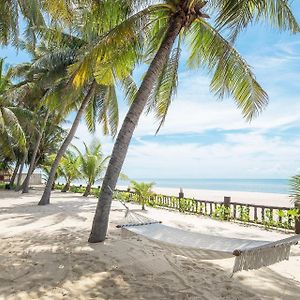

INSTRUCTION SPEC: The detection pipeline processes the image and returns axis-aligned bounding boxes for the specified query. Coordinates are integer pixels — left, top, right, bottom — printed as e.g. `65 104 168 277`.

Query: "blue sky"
1 7 300 179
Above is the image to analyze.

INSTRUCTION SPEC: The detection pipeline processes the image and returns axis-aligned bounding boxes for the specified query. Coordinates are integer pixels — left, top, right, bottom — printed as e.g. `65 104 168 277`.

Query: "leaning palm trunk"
61 182 71 192
83 183 92 197
38 84 95 205
22 111 50 193
15 151 27 190
88 18 183 243
9 160 20 188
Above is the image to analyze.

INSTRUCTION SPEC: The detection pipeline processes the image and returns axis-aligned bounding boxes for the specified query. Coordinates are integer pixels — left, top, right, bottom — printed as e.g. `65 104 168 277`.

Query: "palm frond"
152 44 181 133
290 175 300 204
209 0 300 41
120 76 138 105
187 19 268 121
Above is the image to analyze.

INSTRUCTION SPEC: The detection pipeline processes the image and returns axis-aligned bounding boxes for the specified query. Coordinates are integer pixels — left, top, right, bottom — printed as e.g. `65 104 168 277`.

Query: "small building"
0 170 11 183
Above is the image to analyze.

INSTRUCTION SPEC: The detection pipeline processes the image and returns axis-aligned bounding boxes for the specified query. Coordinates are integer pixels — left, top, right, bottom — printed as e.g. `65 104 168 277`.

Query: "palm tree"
0 0 77 46
7 147 24 188
87 0 299 242
60 151 81 192
33 123 67 170
37 2 139 205
76 139 110 197
5 44 77 194
0 58 27 163
290 176 300 205
4 41 100 195
289 175 300 234
40 154 63 190
21 109 51 193
130 180 154 210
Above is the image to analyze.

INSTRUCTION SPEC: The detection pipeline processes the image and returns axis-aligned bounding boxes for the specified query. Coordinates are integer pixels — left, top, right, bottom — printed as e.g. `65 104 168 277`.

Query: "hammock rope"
119 212 300 274
112 189 300 273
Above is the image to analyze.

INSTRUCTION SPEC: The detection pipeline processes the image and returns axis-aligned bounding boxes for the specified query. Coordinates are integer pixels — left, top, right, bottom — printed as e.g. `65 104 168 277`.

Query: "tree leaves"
209 0 300 41
187 19 268 121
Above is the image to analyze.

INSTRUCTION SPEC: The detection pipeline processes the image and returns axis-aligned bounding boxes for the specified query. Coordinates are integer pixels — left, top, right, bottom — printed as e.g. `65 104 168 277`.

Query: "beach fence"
54 183 300 233
114 189 300 233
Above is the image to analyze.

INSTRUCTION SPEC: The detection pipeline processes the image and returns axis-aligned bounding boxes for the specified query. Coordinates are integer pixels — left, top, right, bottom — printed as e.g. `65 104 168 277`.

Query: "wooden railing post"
179 187 184 199
295 201 300 234
224 196 231 220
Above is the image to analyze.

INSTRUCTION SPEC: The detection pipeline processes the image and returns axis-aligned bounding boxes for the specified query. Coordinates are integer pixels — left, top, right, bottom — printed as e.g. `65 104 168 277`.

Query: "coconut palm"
40 154 63 190
76 139 110 197
59 151 81 192
5 43 78 193
87 0 299 242
5 41 98 194
130 180 154 210
0 0 79 46
0 58 28 158
38 2 139 205
33 123 67 170
290 175 300 234
290 175 300 205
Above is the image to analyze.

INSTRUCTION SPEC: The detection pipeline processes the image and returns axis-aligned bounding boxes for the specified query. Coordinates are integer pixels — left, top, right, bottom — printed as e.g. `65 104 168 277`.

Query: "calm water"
60 178 290 195
117 178 290 195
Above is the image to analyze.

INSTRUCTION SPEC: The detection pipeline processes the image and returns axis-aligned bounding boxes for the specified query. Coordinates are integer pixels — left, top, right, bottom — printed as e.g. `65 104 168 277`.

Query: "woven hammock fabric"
125 223 269 253
119 212 300 273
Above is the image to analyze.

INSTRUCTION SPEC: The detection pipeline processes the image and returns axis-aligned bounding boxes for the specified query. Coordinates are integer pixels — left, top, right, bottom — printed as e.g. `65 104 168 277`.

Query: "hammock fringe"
117 208 300 274
233 244 292 273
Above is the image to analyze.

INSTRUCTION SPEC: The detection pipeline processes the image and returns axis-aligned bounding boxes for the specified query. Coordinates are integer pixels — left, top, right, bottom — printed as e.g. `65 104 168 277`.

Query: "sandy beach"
0 188 300 299
118 185 292 207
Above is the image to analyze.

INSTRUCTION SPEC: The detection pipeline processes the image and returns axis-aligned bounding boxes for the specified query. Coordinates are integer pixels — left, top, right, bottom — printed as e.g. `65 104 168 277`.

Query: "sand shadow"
0 228 300 300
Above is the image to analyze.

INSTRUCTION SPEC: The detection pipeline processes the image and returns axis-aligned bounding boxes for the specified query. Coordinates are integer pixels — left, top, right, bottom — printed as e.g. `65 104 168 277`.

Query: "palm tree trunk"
15 151 27 190
22 110 50 193
88 18 183 243
38 83 96 206
9 160 20 188
83 183 92 197
141 198 146 211
62 181 70 192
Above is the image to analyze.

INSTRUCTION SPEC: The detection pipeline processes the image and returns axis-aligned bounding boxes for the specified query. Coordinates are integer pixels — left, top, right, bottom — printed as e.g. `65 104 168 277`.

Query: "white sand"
118 185 292 207
0 188 300 300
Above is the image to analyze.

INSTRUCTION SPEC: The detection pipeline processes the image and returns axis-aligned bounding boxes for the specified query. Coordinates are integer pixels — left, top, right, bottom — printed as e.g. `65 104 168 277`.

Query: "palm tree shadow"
0 229 300 300
0 190 97 229
1 189 300 299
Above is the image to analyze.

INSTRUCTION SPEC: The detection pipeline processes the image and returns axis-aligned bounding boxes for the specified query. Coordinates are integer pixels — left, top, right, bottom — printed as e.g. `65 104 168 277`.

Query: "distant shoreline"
117 185 292 208
58 178 291 195
54 180 292 207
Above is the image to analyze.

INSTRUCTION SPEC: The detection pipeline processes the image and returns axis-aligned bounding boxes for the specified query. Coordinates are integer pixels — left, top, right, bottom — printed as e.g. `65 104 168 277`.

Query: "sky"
1 6 300 180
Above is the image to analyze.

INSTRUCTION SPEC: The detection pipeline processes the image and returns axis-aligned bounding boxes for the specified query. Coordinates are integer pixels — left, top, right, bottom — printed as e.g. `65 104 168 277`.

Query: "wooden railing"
54 183 300 233
114 189 300 233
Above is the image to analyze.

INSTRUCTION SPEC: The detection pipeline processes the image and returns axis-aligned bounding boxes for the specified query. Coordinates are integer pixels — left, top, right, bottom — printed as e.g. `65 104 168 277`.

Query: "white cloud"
121 132 300 179
131 71 300 137
62 40 300 179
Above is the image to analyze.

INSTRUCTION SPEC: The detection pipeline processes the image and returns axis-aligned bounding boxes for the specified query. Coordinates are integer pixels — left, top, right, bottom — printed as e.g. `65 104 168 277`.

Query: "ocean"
61 178 290 195
116 178 290 195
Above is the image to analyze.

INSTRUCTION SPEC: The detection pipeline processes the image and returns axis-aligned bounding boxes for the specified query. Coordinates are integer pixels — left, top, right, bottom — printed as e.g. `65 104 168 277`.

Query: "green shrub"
212 204 231 221
239 206 250 222
263 209 275 228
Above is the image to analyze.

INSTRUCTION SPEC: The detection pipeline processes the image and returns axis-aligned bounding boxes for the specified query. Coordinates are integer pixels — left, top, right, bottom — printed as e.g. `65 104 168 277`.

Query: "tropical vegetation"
0 0 298 244
130 180 155 210
75 139 110 197
59 151 81 192
88 0 300 243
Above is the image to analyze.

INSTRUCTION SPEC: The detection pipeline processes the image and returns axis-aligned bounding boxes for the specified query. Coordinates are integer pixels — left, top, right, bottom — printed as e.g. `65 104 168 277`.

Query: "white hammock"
117 210 300 274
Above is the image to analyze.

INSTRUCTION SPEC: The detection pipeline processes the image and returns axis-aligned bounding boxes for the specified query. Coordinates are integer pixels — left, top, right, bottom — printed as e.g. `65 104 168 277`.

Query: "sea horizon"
57 178 291 195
